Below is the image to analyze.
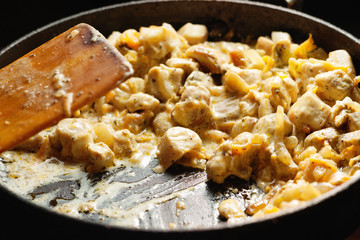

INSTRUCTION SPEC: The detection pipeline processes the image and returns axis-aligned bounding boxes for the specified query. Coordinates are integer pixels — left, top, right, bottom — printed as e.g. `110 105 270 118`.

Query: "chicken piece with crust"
330 97 360 131
177 23 208 45
146 64 185 102
56 118 96 161
314 70 353 105
327 49 356 78
155 127 205 172
303 127 339 150
113 129 137 157
288 90 331 132
185 44 224 74
172 85 212 127
86 142 115 173
126 92 160 113
206 132 263 183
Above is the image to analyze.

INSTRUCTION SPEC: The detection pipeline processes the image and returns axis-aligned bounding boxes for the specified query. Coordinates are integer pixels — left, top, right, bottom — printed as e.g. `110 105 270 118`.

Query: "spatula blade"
0 23 133 152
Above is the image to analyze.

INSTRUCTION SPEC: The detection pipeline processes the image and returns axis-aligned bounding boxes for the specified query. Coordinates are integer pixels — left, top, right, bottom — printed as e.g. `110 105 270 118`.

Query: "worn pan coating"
1 0 360 239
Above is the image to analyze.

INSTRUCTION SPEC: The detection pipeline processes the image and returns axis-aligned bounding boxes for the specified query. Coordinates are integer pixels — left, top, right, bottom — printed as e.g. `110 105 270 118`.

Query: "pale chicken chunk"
165 57 199 75
253 113 293 137
177 23 208 45
184 70 214 90
338 130 360 152
304 127 339 150
86 142 115 173
126 92 160 113
139 23 188 60
288 90 331 132
314 70 353 105
55 118 116 173
185 44 224 74
155 127 204 172
146 64 185 102
172 85 212 127
206 132 261 183
255 36 274 56
113 129 137 157
56 118 96 161
212 97 241 132
330 97 360 131
327 50 356 78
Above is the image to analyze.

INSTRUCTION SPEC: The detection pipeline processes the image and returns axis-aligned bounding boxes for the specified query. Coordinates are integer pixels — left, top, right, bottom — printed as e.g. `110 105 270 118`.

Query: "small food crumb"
168 222 176 229
66 29 79 41
218 199 246 222
176 200 186 216
176 201 186 210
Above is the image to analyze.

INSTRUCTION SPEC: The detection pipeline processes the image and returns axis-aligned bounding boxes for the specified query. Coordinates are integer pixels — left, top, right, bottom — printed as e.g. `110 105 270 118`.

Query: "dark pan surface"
1 1 360 239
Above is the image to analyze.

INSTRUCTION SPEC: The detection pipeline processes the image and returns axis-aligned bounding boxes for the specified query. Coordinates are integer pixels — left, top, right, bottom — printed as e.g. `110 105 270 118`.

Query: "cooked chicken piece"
177 23 208 45
207 132 262 183
152 110 176 136
239 69 263 86
113 129 137 157
15 130 52 153
155 127 204 172
212 97 241 132
256 36 274 56
253 113 293 137
230 116 258 138
180 84 210 104
112 88 130 111
338 130 360 152
127 92 160 113
172 86 212 127
271 143 299 179
288 58 327 94
139 23 188 60
185 44 223 74
261 76 295 111
184 70 214 90
118 77 146 94
272 39 292 67
206 148 231 183
303 127 339 150
329 97 360 131
288 90 331 132
314 70 353 105
120 111 155 134
146 64 185 102
111 77 146 111
165 57 200 75
271 31 291 43
327 50 356 78
86 142 115 173
281 75 299 104
56 118 96 161
251 90 274 118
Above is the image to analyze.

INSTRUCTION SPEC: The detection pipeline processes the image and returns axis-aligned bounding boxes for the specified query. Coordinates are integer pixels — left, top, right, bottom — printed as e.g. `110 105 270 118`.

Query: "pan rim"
1 0 360 236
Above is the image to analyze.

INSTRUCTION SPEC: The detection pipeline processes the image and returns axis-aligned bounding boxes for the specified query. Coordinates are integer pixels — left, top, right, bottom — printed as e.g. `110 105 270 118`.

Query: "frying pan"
1 0 360 239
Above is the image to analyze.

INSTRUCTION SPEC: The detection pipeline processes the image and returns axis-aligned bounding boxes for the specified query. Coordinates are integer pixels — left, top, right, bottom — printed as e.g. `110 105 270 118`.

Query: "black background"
0 0 359 50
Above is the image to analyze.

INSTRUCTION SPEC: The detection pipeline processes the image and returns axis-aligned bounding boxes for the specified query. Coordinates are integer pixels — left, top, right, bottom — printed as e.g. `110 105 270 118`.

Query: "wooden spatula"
0 23 133 153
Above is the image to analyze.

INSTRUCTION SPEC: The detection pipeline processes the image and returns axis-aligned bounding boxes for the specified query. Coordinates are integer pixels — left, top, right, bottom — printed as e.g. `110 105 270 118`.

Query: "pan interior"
1 0 360 234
